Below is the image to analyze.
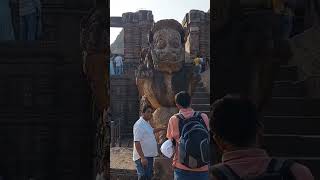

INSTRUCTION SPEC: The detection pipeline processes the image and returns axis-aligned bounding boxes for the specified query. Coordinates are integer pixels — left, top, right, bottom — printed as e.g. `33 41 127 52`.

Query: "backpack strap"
174 111 207 141
266 158 295 179
210 164 241 180
175 113 185 136
194 111 208 130
172 113 185 146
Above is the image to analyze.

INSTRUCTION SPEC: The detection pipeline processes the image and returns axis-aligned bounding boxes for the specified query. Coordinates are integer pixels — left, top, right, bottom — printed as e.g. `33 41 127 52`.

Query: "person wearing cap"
133 104 166 180
166 91 210 180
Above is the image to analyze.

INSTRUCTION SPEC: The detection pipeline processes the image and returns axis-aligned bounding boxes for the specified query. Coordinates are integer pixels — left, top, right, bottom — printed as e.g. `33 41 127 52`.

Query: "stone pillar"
123 13 140 63
153 157 174 180
183 10 210 63
139 10 153 49
123 11 153 64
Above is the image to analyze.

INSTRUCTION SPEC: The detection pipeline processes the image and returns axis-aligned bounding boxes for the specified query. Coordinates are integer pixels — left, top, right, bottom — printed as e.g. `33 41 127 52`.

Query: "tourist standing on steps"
166 91 210 180
194 55 202 75
209 95 314 180
133 104 166 180
0 0 15 40
114 54 123 75
19 0 41 40
109 55 115 75
273 0 296 39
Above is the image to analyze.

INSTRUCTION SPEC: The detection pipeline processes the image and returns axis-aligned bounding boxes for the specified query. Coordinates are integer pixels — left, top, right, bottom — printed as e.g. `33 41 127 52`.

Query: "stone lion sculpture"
135 19 199 143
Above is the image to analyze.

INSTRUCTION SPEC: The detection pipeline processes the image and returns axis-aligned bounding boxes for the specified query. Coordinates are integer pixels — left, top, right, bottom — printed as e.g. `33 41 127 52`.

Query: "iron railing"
110 116 121 147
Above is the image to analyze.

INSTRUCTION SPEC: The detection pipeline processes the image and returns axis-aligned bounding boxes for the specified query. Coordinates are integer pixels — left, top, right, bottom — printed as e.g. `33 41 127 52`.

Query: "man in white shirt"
133 105 166 180
114 55 123 75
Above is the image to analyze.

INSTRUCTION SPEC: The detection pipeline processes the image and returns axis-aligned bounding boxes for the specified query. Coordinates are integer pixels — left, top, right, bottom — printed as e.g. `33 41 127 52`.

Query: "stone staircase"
191 81 211 116
263 65 320 178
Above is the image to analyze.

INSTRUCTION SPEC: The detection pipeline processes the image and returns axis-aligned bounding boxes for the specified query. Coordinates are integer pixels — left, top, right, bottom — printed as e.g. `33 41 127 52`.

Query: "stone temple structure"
110 9 210 180
110 9 210 145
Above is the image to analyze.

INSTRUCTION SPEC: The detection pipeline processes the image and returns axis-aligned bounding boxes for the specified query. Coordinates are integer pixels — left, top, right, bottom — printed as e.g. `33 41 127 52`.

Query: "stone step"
192 92 210 99
275 65 298 82
191 98 210 104
196 82 204 87
195 86 206 92
264 97 320 116
264 134 320 157
272 81 305 97
264 116 320 135
191 104 211 112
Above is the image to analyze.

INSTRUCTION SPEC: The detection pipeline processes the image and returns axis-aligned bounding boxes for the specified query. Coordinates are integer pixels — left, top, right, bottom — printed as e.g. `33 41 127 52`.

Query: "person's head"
210 95 259 152
194 57 200 65
141 104 153 121
175 91 191 109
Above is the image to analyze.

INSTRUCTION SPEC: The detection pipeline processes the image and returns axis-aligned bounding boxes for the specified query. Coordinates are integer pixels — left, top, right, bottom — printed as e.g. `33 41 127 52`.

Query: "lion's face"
151 28 184 73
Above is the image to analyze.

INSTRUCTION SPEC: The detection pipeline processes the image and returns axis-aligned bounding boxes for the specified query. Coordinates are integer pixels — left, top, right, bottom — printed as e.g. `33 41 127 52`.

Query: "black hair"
175 91 191 108
142 104 153 113
210 95 258 147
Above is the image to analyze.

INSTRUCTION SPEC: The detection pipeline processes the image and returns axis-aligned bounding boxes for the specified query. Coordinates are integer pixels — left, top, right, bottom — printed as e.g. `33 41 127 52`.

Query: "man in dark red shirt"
209 95 314 180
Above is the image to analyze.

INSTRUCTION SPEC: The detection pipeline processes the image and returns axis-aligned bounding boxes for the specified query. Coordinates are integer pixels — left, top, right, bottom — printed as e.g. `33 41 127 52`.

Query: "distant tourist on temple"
209 95 314 180
273 0 296 39
0 0 15 40
200 56 206 72
19 0 42 40
133 104 166 180
166 91 210 180
110 55 115 75
114 54 124 75
193 54 202 75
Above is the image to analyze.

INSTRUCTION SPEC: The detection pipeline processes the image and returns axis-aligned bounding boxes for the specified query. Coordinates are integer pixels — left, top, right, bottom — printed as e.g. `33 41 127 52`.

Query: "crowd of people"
0 0 42 41
193 54 208 75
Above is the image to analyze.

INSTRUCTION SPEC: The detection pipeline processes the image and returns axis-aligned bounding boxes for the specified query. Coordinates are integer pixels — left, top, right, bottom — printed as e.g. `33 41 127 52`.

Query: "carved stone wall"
122 10 154 64
182 10 210 63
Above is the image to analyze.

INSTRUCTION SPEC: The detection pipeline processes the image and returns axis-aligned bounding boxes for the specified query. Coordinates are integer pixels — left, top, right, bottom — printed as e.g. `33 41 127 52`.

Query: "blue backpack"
175 111 210 168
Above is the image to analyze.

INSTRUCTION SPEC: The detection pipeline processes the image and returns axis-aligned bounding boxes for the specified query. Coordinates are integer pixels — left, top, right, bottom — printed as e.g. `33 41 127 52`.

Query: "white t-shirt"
114 56 123 67
132 117 158 161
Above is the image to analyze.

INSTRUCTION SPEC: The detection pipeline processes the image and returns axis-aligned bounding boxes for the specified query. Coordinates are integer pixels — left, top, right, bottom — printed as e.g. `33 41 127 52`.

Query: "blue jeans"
174 168 208 180
134 157 154 180
115 66 122 75
20 12 37 40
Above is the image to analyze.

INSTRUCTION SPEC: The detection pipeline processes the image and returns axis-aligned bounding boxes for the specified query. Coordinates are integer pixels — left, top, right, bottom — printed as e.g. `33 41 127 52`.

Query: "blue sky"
110 0 210 44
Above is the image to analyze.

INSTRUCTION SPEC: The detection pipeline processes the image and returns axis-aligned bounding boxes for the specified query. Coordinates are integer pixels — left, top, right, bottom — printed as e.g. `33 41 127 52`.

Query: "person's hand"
141 157 148 167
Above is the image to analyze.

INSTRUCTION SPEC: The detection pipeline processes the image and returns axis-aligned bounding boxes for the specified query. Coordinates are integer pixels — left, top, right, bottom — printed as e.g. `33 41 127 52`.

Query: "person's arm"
134 141 147 166
153 126 166 134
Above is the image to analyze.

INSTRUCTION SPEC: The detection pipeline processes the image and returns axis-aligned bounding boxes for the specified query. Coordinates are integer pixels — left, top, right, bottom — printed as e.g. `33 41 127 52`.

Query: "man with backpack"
166 91 210 180
209 95 314 180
